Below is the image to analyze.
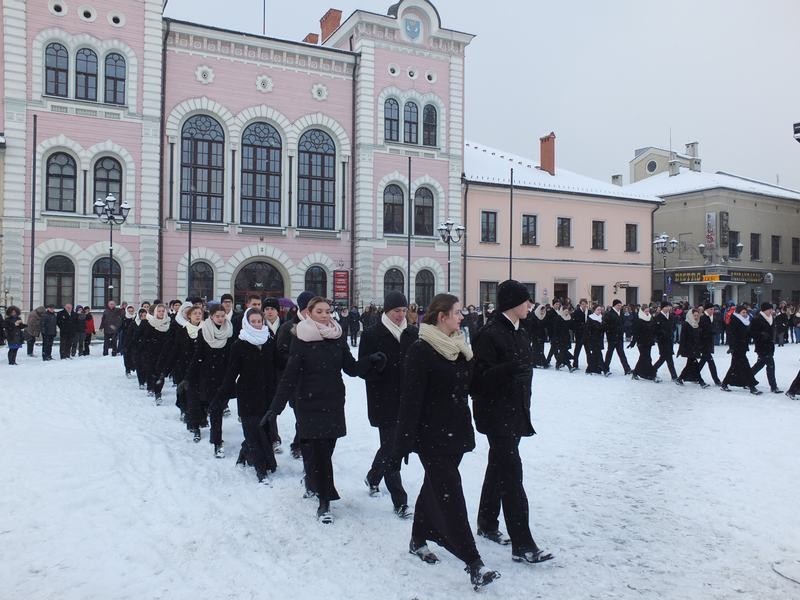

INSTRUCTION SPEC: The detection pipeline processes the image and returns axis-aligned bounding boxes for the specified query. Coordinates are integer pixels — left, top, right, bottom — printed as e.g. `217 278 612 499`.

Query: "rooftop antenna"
669 127 673 158
262 0 266 35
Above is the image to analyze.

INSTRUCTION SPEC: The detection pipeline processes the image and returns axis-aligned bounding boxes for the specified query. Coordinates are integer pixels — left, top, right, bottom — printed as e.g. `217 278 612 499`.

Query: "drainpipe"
158 20 171 299
462 177 469 302
349 36 359 306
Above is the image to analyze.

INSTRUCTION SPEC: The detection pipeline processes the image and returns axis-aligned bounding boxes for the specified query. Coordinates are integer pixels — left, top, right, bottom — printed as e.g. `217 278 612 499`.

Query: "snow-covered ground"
2 341 800 600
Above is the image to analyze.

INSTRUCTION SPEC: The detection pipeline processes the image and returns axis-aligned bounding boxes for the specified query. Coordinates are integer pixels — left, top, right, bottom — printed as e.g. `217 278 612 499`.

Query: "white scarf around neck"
734 313 751 327
175 302 193 327
149 312 171 333
638 310 651 322
418 323 473 361
685 311 700 329
266 316 281 336
296 317 342 342
533 305 547 320
588 313 603 323
759 311 774 326
239 308 271 347
381 311 407 342
201 317 232 349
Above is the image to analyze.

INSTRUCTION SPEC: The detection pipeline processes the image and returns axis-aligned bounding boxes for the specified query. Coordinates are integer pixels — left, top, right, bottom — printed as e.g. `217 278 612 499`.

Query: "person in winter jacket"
140 304 172 403
696 303 721 386
169 304 205 440
99 301 123 356
653 302 681 384
83 307 96 355
215 308 278 484
523 304 549 368
4 306 26 365
185 303 233 458
394 293 500 590
750 302 781 393
471 280 553 566
630 306 658 381
602 299 631 375
56 303 78 359
552 306 575 371
584 305 606 375
265 297 381 523
40 305 57 361
233 293 261 337
24 306 44 357
126 308 149 386
359 291 415 518
346 306 361 346
720 305 761 394
676 308 708 387
74 306 87 357
571 299 589 370
121 305 137 375
786 368 800 400
774 306 789 347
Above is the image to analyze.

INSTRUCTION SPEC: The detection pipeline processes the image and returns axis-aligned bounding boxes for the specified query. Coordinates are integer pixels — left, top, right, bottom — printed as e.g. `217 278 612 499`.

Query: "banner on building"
705 212 717 247
718 211 729 246
333 270 350 302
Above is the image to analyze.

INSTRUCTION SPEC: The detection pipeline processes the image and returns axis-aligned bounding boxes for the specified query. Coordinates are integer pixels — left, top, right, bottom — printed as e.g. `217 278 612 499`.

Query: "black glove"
368 351 388 373
259 409 276 428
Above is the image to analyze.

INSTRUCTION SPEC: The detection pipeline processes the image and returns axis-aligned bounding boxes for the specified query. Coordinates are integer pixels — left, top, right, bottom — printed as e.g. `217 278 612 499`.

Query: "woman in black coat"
584 305 606 375
4 306 26 365
267 297 378 523
677 308 708 387
185 304 233 457
721 306 760 394
164 303 204 438
215 308 278 484
140 304 172 404
786 369 800 400
127 308 150 389
395 294 500 590
630 307 658 381
552 307 575 371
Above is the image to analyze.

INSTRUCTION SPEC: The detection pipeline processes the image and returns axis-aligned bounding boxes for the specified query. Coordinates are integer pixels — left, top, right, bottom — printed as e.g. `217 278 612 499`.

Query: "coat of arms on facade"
404 18 421 40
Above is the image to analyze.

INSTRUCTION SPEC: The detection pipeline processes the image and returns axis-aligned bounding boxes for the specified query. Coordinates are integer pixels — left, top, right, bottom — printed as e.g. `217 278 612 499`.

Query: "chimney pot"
320 8 343 43
685 141 699 158
668 159 680 177
611 174 623 187
690 158 702 172
303 32 320 44
539 131 556 176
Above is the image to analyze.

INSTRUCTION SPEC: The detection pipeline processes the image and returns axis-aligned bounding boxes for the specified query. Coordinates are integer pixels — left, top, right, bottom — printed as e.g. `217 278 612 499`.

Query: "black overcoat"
217 338 277 417
653 312 674 354
185 332 234 406
603 308 624 344
749 313 775 357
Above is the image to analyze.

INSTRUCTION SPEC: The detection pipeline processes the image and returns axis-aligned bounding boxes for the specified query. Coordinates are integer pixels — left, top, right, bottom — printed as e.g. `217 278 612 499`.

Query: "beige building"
461 135 660 308
627 144 800 305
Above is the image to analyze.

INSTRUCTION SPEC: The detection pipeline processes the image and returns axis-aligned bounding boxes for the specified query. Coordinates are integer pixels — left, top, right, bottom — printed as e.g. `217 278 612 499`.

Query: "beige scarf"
148 311 171 333
185 321 201 339
296 317 342 342
685 311 700 329
419 323 473 361
201 318 232 349
381 312 407 342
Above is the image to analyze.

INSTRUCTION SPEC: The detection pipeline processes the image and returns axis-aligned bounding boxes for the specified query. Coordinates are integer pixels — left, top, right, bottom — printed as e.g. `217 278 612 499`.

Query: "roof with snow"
625 167 800 202
463 141 661 203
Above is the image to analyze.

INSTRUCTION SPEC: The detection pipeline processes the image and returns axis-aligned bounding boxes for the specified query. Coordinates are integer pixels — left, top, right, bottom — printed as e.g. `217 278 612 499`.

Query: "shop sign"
333 270 350 301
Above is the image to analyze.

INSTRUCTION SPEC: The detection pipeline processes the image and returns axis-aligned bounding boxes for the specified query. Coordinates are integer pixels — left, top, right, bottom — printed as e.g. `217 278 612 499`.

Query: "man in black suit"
750 302 782 393
696 303 721 385
571 298 589 370
602 299 631 375
653 301 681 383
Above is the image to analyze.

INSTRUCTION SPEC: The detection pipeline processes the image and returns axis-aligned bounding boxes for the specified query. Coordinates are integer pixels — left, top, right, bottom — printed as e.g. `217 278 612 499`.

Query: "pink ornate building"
1 0 472 311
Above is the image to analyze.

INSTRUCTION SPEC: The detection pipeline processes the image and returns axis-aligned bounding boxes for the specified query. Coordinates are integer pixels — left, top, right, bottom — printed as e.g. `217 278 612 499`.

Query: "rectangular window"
481 211 497 243
523 283 536 302
792 290 800 304
728 230 740 259
625 286 639 305
750 233 761 261
793 237 800 265
479 281 498 308
625 223 638 252
521 215 537 245
590 285 604 305
771 289 782 304
557 217 571 247
771 235 781 263
591 220 605 250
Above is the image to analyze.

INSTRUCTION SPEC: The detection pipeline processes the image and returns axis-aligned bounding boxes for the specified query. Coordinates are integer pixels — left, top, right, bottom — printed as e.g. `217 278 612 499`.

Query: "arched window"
233 261 285 308
75 48 98 101
189 261 214 301
45 42 69 97
181 115 225 223
305 266 328 298
403 101 418 144
384 99 399 142
414 187 434 236
383 184 404 234
241 122 281 226
92 257 121 307
415 269 435 309
384 268 404 297
46 152 77 212
104 53 126 105
94 157 122 208
298 129 335 230
44 255 75 308
422 104 437 147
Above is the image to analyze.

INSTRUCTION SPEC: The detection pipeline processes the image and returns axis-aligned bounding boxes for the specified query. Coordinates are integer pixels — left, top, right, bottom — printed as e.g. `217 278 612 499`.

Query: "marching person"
750 302 782 394
552 305 575 371
630 305 659 382
676 308 708 387
265 297 382 523
162 302 204 437
786 368 800 400
121 305 138 376
471 280 553 566
395 293 500 590
696 303 721 386
584 305 606 375
653 302 681 384
140 303 172 404
602 299 632 375
127 308 150 388
720 305 761 394
261 296 284 452
4 306 26 365
571 298 589 370
524 304 549 368
358 291 416 518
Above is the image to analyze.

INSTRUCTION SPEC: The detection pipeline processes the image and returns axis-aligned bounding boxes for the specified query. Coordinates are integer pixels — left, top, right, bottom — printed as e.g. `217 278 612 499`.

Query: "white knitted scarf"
239 308 271 347
201 318 232 349
381 312 407 342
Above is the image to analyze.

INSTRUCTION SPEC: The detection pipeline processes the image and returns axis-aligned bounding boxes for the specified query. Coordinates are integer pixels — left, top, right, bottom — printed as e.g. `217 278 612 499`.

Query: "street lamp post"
437 220 465 293
653 232 678 300
93 193 131 305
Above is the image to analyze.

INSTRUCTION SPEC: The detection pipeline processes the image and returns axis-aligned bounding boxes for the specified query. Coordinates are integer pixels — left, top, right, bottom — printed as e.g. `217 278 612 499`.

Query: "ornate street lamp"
437 220 465 292
93 193 131 305
653 232 678 300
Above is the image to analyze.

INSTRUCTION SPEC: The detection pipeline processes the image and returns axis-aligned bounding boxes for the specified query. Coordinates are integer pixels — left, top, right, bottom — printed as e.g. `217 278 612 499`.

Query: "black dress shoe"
771 388 784 394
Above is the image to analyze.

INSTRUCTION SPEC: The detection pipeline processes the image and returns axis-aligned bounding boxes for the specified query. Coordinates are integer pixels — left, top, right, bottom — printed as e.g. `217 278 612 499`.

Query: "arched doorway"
233 261 284 308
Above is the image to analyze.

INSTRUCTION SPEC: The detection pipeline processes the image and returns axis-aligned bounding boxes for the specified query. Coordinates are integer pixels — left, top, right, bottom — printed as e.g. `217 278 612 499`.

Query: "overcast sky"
163 0 800 189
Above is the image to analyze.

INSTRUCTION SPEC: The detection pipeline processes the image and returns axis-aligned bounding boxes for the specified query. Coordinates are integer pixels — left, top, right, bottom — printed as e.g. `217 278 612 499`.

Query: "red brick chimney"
320 9 342 43
303 33 319 44
539 132 556 176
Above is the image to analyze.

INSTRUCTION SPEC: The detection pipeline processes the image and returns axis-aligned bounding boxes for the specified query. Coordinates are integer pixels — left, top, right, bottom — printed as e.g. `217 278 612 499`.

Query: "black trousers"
58 333 73 359
603 338 631 373
241 414 277 479
42 335 55 360
788 370 800 395
366 424 407 508
301 438 339 502
412 453 481 566
572 338 585 368
26 335 35 356
349 328 359 346
83 335 92 355
7 348 18 364
653 347 678 379
477 435 535 554
697 351 720 384
123 348 136 374
103 332 117 356
751 354 777 389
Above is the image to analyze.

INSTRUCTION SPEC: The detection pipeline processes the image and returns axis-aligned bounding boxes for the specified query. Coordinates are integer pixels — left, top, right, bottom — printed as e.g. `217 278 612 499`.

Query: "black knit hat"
383 291 408 312
297 291 315 312
496 279 531 312
760 302 773 311
703 303 715 310
263 297 280 311
660 301 672 309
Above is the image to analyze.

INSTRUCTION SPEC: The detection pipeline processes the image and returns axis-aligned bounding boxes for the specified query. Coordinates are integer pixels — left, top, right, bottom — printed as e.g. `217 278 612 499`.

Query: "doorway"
553 282 569 304
233 261 284 309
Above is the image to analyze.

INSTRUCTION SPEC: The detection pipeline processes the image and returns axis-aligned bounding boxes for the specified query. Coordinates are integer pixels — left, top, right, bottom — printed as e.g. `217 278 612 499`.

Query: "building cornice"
463 179 664 207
